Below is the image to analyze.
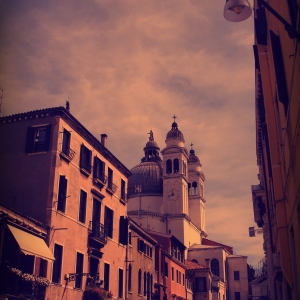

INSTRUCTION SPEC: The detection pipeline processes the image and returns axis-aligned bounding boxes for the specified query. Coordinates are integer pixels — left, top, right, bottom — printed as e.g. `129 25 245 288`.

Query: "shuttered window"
57 176 67 213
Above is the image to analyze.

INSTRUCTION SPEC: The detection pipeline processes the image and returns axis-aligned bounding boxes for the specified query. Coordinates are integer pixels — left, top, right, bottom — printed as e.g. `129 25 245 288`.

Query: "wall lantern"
223 0 300 42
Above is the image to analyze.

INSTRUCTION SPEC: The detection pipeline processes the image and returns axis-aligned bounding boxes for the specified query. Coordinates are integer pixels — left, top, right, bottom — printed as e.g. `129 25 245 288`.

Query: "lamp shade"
224 0 252 22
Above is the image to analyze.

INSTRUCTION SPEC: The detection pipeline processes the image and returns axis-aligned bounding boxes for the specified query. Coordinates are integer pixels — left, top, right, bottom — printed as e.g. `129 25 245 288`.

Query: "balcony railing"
107 181 117 194
93 174 107 186
60 146 76 162
89 221 107 244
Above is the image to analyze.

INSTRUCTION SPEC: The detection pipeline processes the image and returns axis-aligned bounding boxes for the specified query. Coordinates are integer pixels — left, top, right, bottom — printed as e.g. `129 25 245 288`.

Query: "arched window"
166 159 172 174
188 183 191 195
144 272 147 296
192 182 198 195
138 269 142 294
211 259 219 277
173 158 179 173
128 264 132 292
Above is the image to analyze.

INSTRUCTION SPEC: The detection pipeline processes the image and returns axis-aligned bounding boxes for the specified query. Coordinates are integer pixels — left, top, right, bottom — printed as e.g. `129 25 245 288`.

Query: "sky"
0 0 264 267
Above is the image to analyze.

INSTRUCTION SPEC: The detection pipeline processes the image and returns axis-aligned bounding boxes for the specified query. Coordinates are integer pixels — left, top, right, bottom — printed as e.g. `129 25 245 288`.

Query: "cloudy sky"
0 0 263 266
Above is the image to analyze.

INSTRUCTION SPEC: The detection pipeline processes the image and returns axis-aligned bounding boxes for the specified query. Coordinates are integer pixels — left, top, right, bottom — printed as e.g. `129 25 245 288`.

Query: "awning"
8 225 55 262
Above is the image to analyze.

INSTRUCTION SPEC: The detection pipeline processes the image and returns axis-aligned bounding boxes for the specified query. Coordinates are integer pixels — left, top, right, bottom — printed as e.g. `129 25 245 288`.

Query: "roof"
0 106 131 177
202 238 233 254
185 260 208 270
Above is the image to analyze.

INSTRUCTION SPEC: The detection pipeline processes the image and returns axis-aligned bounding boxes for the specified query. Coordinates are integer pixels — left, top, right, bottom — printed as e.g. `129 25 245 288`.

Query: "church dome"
166 122 185 142
128 162 163 197
128 130 163 197
188 149 201 165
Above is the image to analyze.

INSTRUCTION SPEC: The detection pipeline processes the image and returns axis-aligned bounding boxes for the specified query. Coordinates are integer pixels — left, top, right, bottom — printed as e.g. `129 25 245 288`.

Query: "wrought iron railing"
61 146 76 161
89 221 107 244
107 181 117 193
94 174 107 185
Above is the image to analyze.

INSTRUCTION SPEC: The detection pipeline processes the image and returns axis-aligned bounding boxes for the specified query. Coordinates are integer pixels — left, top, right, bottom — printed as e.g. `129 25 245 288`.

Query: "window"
149 247 152 258
138 239 145 252
26 125 51 153
104 263 110 291
234 292 241 300
270 30 289 115
192 182 198 195
173 158 179 173
234 271 240 280
62 129 71 155
118 269 123 298
195 277 207 292
138 269 142 294
57 175 67 213
144 272 147 296
52 244 63 283
121 179 126 200
78 190 87 223
75 252 84 289
104 206 114 238
119 216 128 245
128 264 132 292
172 267 174 281
211 259 219 277
107 167 113 190
93 157 105 182
166 159 172 174
80 144 92 174
183 274 185 286
164 262 168 277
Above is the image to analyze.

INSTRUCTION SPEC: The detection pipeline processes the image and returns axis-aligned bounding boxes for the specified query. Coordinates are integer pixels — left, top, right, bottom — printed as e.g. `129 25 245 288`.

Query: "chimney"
205 258 210 267
101 134 108 147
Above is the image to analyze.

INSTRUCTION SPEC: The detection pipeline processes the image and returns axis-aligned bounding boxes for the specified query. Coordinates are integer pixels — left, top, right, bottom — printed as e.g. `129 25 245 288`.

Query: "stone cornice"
161 146 189 158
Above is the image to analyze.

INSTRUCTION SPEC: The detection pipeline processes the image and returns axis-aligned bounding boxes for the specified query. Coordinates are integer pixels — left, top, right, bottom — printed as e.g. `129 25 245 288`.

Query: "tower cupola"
165 116 185 147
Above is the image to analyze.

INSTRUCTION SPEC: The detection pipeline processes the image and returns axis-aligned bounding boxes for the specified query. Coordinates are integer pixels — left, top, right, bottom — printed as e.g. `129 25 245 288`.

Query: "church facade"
128 120 206 250
127 119 249 300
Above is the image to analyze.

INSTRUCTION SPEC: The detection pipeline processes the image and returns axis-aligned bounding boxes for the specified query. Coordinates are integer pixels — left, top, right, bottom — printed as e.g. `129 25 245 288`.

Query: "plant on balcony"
82 287 113 300
6 266 49 299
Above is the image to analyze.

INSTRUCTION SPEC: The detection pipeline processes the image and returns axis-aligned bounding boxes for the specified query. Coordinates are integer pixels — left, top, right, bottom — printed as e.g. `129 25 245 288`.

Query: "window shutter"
119 216 128 245
57 176 67 212
80 144 85 168
25 127 35 153
270 30 289 115
87 149 92 172
93 157 99 178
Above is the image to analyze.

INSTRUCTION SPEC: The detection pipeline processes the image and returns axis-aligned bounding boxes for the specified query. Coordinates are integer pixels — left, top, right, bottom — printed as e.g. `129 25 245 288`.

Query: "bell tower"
187 145 206 234
161 116 189 215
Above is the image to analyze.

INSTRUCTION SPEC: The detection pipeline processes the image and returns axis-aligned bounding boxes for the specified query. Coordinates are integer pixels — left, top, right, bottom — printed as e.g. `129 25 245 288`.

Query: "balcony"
89 221 107 247
93 174 107 189
60 146 76 162
106 181 117 195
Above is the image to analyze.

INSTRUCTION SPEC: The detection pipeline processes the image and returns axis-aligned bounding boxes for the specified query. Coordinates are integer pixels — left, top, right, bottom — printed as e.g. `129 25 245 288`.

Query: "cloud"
0 0 263 266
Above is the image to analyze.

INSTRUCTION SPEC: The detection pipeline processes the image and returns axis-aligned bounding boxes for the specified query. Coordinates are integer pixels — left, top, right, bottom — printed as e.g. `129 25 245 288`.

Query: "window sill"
60 152 72 163
28 151 47 156
80 168 91 177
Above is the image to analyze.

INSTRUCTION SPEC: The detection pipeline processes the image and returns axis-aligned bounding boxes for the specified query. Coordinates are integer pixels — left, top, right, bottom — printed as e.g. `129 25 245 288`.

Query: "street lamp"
223 0 300 42
223 0 252 22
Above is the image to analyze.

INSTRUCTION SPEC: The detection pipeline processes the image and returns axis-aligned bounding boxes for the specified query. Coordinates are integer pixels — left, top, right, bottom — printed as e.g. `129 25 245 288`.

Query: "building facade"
0 106 131 299
252 0 300 299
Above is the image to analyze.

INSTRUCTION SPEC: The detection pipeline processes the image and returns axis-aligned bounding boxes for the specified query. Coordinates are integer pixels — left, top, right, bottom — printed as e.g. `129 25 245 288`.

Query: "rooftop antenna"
0 89 3 113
